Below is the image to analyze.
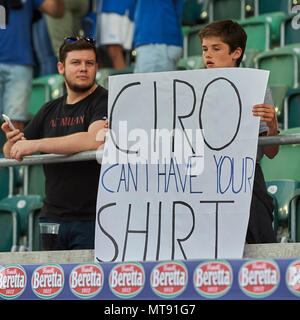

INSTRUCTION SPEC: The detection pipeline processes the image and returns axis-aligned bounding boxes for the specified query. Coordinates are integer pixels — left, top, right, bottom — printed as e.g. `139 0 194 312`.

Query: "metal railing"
1 133 300 167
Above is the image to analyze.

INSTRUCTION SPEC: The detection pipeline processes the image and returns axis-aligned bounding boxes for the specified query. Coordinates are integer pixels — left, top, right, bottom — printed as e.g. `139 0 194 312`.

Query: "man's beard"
65 77 95 93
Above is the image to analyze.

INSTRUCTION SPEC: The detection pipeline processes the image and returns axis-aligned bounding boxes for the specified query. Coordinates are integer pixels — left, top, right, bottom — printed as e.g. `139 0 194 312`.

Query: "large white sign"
95 68 269 262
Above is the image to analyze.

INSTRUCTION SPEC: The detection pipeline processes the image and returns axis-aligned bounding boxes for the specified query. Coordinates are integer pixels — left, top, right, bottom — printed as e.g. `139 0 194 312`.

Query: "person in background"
198 20 279 243
133 0 183 73
45 0 89 58
95 0 135 70
0 0 64 130
1 38 108 250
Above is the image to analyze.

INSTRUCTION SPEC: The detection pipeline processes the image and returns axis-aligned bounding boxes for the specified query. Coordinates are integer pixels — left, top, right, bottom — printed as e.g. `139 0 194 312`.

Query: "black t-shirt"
23 86 108 221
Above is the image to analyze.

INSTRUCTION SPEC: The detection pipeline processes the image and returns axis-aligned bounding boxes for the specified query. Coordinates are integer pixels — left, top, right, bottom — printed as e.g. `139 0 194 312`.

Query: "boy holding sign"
199 20 278 243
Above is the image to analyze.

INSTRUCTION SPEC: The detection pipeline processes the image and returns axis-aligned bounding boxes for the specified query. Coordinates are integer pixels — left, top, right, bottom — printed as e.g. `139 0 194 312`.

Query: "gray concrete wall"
1 243 300 265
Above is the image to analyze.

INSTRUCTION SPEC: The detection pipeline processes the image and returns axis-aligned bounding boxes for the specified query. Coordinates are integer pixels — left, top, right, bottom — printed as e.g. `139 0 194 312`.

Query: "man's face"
58 49 98 92
202 36 242 68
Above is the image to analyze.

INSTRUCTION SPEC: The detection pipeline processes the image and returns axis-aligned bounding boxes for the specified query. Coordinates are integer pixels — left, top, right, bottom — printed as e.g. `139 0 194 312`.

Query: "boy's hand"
252 104 278 134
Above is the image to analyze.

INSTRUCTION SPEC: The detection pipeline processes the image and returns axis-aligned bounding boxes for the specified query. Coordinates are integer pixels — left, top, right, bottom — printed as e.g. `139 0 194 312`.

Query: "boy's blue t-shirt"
133 0 183 48
0 0 44 66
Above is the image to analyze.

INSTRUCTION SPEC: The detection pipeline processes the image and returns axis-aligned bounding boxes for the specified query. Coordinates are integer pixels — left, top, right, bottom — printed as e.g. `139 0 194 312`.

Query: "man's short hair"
59 38 98 64
198 20 247 67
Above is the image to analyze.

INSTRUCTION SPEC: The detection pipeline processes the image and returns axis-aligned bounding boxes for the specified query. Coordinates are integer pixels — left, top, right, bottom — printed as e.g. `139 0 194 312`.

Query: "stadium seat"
206 0 256 22
0 129 6 153
0 195 43 251
288 187 300 242
254 44 300 88
260 127 300 183
283 88 300 129
280 14 300 46
238 12 287 51
0 155 9 201
177 55 205 70
254 43 300 120
29 74 65 119
269 85 290 122
266 179 300 225
183 24 205 57
182 0 207 25
96 66 134 89
257 0 299 15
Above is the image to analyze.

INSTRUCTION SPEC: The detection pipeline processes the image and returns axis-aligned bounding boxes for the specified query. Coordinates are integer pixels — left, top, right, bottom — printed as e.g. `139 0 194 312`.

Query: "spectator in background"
32 12 58 76
45 0 89 57
133 0 183 73
0 0 64 130
95 0 135 70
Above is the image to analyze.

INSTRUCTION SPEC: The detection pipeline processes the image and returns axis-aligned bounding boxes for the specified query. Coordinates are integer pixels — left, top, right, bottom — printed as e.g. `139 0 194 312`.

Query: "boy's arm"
9 120 107 162
253 104 279 159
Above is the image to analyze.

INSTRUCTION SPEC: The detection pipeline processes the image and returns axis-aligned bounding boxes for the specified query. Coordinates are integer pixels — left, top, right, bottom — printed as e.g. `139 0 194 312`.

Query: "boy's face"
201 36 242 68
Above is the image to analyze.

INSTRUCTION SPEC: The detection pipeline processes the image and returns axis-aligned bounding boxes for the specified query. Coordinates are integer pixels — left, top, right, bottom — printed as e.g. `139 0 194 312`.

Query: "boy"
199 20 278 243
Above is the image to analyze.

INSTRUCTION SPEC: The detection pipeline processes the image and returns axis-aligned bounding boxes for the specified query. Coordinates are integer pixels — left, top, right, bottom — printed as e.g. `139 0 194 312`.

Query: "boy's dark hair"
59 38 98 64
198 20 247 67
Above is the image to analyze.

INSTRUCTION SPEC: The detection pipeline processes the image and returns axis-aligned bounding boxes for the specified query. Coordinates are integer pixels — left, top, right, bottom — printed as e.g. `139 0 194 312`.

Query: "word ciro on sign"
109 262 145 298
238 260 280 298
31 264 64 299
150 261 188 298
286 259 300 297
193 260 233 298
0 265 27 299
69 264 104 299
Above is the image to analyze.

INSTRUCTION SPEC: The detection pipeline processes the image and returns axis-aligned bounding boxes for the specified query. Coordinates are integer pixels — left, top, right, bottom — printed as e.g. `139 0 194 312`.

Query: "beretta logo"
0 265 27 299
150 261 188 298
239 260 280 298
286 259 300 297
193 260 233 298
109 262 145 298
31 264 64 299
69 264 104 299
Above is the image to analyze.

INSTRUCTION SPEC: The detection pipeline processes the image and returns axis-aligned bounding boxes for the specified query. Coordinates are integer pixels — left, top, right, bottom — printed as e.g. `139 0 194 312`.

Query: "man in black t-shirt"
2 37 108 250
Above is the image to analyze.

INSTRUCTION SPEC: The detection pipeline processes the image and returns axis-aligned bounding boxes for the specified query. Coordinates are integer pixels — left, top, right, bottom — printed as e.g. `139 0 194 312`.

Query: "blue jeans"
40 218 95 250
0 63 33 121
134 44 183 73
32 17 58 76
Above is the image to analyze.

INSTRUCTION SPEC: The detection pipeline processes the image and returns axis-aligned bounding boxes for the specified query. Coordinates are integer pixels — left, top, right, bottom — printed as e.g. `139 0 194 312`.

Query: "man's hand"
1 122 26 158
10 140 38 162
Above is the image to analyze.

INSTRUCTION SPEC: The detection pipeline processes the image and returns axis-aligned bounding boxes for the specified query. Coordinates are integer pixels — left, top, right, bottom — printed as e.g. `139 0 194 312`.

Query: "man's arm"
9 120 107 162
38 0 64 18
